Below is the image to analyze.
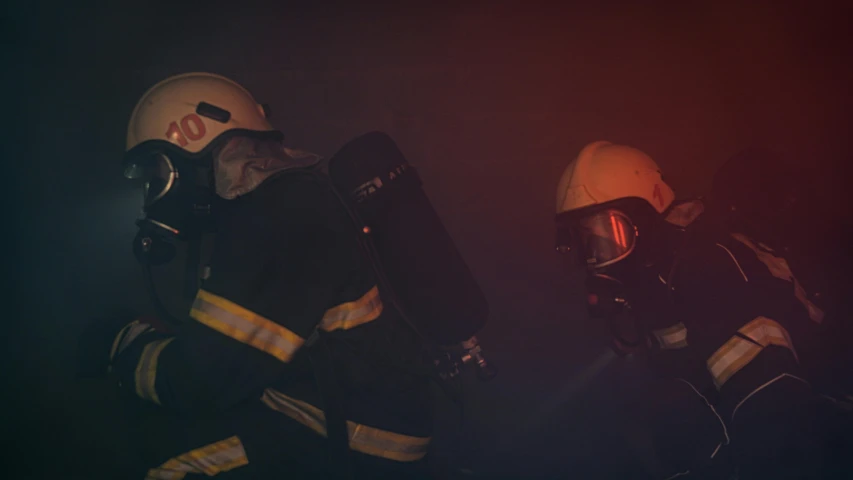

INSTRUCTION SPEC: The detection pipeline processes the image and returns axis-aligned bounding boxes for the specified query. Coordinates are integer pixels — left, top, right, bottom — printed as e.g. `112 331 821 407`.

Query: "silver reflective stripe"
707 316 796 389
145 436 248 480
110 320 153 362
261 388 431 462
652 322 688 349
134 338 175 405
191 289 304 363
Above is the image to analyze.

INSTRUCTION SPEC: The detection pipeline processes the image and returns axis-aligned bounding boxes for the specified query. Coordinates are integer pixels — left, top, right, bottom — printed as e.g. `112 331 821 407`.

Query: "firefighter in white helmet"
78 73 433 479
554 141 852 479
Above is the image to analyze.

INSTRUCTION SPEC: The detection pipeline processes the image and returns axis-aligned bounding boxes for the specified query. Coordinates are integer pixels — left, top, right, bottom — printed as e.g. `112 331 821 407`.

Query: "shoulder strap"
305 329 355 480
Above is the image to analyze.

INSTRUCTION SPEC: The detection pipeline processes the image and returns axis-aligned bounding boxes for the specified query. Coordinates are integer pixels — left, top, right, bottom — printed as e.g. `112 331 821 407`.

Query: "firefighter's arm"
675 242 808 414
676 244 811 427
111 173 357 412
663 245 819 478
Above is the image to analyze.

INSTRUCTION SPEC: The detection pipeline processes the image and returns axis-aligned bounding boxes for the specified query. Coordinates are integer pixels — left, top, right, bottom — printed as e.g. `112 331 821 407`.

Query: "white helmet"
556 141 675 216
124 73 283 208
555 142 676 268
125 72 280 160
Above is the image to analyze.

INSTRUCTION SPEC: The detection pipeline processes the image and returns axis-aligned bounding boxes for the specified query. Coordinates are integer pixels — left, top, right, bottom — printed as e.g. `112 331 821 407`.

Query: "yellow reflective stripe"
191 289 304 363
707 336 763 388
145 436 248 480
261 388 431 462
739 317 798 360
321 285 384 331
652 322 688 349
348 423 431 462
145 470 185 480
707 316 796 389
134 338 175 405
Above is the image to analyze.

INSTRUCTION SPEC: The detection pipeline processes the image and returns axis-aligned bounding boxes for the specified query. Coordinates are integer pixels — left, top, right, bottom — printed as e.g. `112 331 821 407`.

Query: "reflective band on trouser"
135 338 175 405
707 316 797 389
261 388 430 462
145 436 249 480
320 285 384 331
652 322 688 349
191 289 305 363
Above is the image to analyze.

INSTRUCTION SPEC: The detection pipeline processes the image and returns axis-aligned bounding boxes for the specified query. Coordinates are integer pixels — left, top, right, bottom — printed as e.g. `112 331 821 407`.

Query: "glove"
77 310 137 378
76 312 172 379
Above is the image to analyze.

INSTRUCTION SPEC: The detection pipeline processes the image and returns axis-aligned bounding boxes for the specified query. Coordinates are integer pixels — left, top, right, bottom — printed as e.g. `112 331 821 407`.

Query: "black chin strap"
184 232 203 300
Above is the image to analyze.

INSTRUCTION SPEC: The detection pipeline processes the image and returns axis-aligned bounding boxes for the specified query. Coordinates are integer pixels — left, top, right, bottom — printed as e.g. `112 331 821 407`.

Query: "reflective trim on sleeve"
190 289 305 363
652 322 688 349
261 388 431 462
145 436 249 480
320 285 384 331
110 320 155 363
134 338 175 405
707 316 796 389
110 321 138 361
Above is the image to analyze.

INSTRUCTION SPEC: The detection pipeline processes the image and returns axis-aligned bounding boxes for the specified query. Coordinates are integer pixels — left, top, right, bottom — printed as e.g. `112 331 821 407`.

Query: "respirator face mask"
123 148 220 327
556 203 667 354
125 149 218 265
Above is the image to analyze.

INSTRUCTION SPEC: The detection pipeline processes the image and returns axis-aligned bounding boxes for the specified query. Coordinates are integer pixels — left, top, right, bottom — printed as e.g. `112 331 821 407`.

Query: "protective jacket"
111 170 433 479
647 222 852 479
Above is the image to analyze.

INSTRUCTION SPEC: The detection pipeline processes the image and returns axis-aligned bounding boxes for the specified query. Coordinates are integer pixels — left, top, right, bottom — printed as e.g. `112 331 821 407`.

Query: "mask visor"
124 153 177 207
576 209 637 268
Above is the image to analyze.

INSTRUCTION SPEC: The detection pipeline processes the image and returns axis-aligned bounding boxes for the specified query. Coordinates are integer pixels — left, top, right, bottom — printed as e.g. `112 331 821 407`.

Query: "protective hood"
213 136 322 200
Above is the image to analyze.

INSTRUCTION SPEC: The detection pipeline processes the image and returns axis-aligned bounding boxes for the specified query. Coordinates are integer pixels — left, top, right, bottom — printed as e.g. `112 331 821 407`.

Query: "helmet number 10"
165 114 207 147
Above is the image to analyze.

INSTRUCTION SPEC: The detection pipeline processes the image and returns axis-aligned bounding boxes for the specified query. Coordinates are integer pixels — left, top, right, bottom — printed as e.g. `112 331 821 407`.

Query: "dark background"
6 1 853 478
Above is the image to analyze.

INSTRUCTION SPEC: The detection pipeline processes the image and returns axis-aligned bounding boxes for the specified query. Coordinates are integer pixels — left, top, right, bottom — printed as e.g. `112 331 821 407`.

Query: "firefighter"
708 147 853 402
79 73 433 479
554 141 852 479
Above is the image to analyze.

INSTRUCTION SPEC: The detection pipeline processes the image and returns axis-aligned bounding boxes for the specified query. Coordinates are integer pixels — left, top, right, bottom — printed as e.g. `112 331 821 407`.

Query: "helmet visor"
575 209 637 268
124 153 177 207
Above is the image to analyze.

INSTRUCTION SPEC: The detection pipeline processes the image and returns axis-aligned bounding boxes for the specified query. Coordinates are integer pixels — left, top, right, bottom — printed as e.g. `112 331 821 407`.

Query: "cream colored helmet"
555 142 676 268
125 72 280 160
556 141 675 216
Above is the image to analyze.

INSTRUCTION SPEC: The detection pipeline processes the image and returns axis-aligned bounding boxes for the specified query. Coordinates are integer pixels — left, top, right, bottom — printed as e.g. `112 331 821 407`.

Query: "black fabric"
112 169 432 446
76 311 140 378
129 398 432 480
327 131 488 345
672 235 807 369
307 331 355 479
664 228 853 477
729 374 853 480
649 378 732 479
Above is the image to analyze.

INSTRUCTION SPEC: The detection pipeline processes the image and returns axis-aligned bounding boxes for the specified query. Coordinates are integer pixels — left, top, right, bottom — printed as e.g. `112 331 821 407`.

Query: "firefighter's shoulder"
675 234 756 291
